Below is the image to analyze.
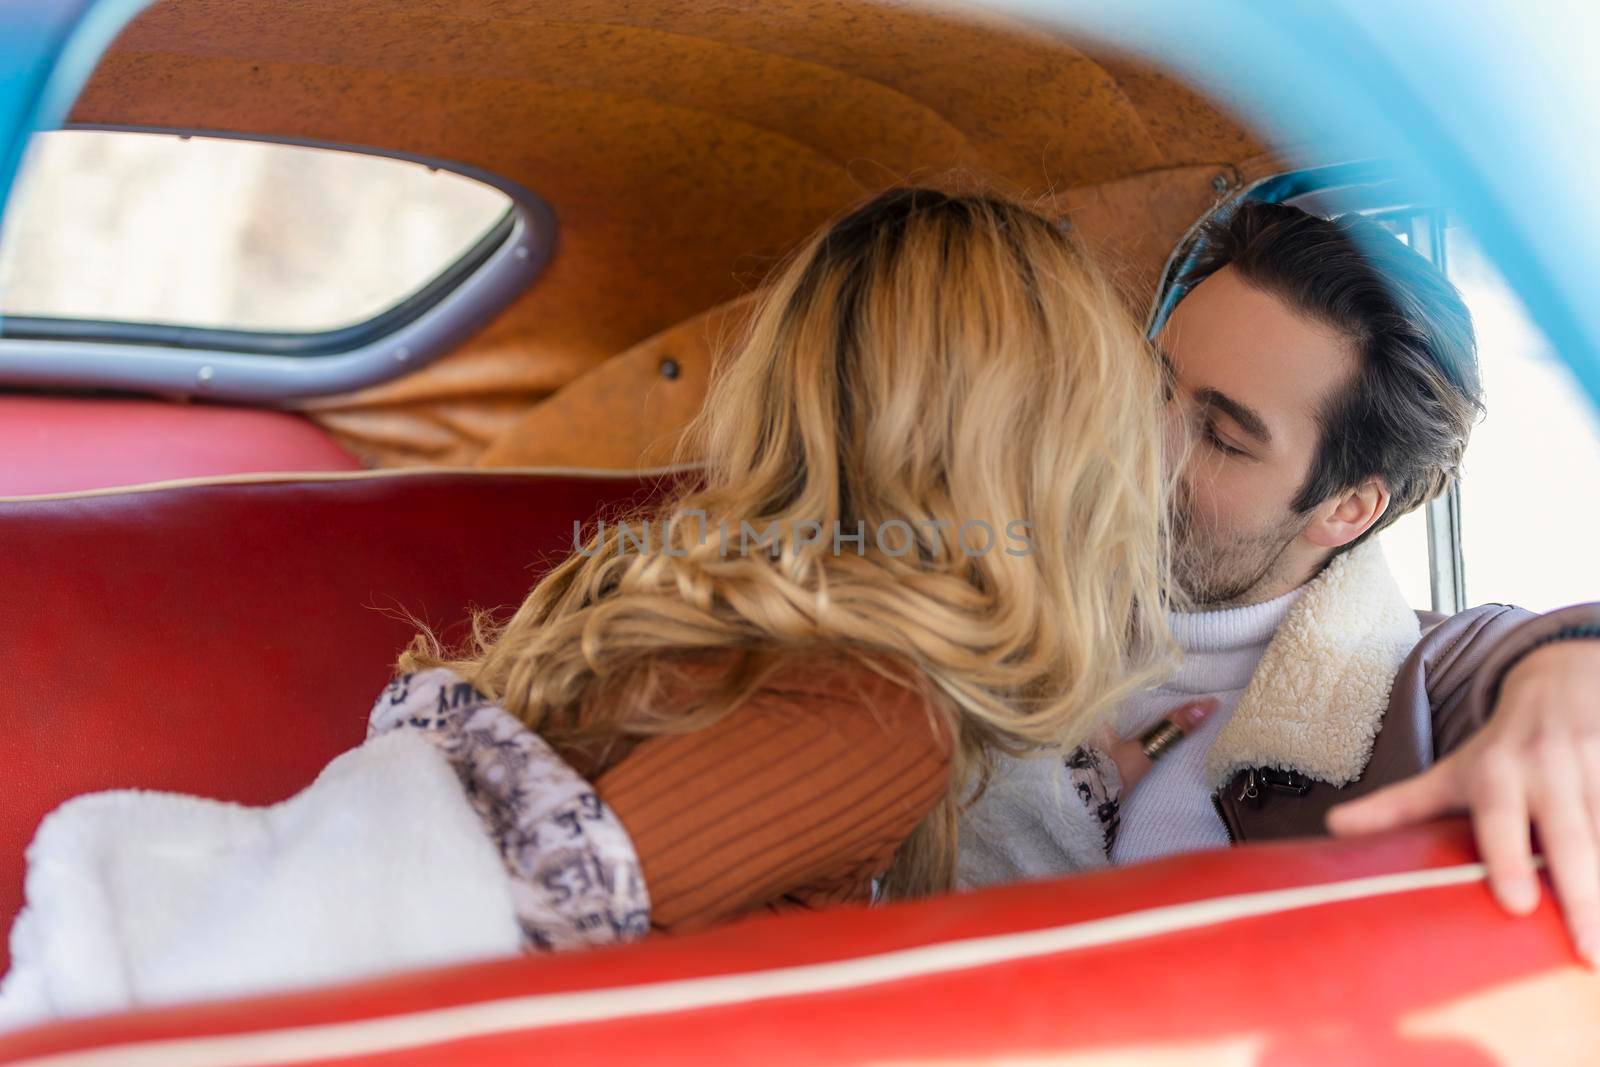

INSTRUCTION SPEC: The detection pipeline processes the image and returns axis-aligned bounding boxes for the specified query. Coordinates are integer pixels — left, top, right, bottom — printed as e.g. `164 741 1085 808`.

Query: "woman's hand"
1066 698 1218 858
1094 698 1219 792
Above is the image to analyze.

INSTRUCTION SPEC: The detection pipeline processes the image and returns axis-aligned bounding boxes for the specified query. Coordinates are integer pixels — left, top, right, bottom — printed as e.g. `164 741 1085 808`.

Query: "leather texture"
1216 602 1600 843
2 821 1593 1065
0 396 361 496
70 0 1278 468
474 296 751 471
473 166 1240 472
0 470 669 974
3 475 1595 1056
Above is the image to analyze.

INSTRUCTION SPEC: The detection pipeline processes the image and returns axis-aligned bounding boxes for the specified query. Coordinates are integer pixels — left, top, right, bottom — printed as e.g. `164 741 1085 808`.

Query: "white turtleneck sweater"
956 585 1308 888
1109 587 1305 864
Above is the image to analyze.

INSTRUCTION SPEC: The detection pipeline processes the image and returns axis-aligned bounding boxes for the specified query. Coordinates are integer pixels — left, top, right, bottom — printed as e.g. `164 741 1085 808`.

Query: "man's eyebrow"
1196 387 1273 446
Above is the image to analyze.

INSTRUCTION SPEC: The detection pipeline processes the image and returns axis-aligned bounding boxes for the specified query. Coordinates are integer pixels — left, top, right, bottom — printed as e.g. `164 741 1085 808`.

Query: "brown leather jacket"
1214 602 1600 843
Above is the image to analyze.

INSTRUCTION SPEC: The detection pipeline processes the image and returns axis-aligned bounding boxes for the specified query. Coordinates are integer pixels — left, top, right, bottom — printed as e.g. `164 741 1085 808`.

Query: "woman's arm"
592 659 951 932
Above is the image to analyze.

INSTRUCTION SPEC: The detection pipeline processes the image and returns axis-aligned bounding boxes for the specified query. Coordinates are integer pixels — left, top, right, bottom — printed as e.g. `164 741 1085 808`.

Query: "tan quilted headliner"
71 0 1288 467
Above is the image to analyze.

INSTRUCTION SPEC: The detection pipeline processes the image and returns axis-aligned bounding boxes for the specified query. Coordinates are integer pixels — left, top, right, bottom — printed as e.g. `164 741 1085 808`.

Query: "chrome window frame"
0 126 556 401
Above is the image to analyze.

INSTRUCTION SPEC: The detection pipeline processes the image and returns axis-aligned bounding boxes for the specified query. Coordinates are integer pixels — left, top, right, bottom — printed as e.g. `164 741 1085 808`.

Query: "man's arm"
1408 604 1538 756
1329 602 1600 964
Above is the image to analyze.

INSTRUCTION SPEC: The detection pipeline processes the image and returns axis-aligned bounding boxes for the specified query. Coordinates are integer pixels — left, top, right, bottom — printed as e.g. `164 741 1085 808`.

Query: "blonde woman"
397 185 1185 938
0 187 1205 1027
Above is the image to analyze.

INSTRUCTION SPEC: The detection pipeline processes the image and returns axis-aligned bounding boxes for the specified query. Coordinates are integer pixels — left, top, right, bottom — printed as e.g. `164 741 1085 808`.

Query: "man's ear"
1303 478 1392 550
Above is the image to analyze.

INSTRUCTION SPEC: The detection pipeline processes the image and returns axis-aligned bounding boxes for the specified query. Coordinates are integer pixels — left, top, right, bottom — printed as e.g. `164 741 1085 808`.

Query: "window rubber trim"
0 125 556 402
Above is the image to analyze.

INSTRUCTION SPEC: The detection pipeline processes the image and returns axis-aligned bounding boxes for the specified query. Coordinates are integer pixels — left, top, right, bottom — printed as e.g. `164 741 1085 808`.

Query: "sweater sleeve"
591 657 952 933
956 748 1115 889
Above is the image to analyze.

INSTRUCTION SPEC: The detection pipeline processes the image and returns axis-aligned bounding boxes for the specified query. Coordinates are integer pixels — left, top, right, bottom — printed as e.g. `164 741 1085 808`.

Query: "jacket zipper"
1211 790 1236 844
1211 769 1258 845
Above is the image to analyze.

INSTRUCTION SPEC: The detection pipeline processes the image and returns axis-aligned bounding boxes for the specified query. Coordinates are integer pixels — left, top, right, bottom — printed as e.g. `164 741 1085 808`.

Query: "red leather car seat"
0 468 673 974
0 396 363 496
0 471 1594 1063
1 823 1593 1066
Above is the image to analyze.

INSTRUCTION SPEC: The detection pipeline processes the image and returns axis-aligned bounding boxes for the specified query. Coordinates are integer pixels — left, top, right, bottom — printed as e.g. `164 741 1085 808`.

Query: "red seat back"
0 470 669 972
0 397 363 496
1 473 1594 1062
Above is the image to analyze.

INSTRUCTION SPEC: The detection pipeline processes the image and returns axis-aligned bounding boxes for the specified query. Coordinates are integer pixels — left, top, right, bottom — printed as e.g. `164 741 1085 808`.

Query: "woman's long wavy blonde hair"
408 186 1175 897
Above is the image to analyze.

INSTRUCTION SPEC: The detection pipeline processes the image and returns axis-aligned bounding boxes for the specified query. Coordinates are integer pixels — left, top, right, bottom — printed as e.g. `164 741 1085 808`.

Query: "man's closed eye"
1203 421 1250 458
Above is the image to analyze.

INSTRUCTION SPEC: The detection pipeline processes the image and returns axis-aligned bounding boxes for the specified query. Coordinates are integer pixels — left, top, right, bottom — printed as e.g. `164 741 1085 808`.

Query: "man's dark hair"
1177 201 1483 552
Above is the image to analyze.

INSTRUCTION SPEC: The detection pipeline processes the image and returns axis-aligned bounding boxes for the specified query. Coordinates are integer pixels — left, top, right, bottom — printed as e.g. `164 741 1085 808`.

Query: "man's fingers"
1529 748 1600 965
1472 771 1539 917
1107 698 1218 793
1581 737 1600 865
1325 767 1454 837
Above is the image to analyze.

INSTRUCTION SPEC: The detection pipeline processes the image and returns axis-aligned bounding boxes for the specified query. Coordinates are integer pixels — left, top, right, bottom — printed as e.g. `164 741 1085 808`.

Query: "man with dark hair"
961 201 1600 961
1165 202 1482 601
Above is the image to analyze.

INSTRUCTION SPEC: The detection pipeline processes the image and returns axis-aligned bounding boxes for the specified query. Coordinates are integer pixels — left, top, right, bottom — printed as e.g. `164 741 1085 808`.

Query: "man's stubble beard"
1169 482 1308 610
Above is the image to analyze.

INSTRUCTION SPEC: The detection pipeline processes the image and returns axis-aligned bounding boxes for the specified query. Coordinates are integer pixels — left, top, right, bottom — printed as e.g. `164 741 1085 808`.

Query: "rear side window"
0 129 511 336
0 129 551 400
1445 223 1600 611
1345 210 1600 612
1369 210 1600 612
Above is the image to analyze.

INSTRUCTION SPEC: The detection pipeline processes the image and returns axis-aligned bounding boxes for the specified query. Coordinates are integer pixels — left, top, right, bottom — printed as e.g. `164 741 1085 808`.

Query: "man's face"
1157 266 1358 607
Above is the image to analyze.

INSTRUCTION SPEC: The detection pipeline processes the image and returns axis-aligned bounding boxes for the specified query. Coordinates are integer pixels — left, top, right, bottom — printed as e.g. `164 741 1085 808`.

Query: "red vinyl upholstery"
2 470 1595 1063
0 822 1593 1066
0 396 362 496
0 469 670 975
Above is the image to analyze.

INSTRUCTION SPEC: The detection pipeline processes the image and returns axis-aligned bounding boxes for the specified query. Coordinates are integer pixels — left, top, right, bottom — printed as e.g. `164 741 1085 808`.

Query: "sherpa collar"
1204 540 1420 790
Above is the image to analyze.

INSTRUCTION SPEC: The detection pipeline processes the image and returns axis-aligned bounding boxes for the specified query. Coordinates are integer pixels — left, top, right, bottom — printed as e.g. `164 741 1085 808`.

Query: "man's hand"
1326 640 1600 965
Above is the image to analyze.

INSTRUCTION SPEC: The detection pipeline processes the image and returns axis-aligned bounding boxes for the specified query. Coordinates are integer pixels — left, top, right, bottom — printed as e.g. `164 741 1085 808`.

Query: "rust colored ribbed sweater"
557 652 952 934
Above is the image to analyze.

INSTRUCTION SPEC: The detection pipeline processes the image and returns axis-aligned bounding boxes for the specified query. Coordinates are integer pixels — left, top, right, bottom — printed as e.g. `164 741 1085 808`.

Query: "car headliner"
10 0 1300 466
3 0 1597 473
